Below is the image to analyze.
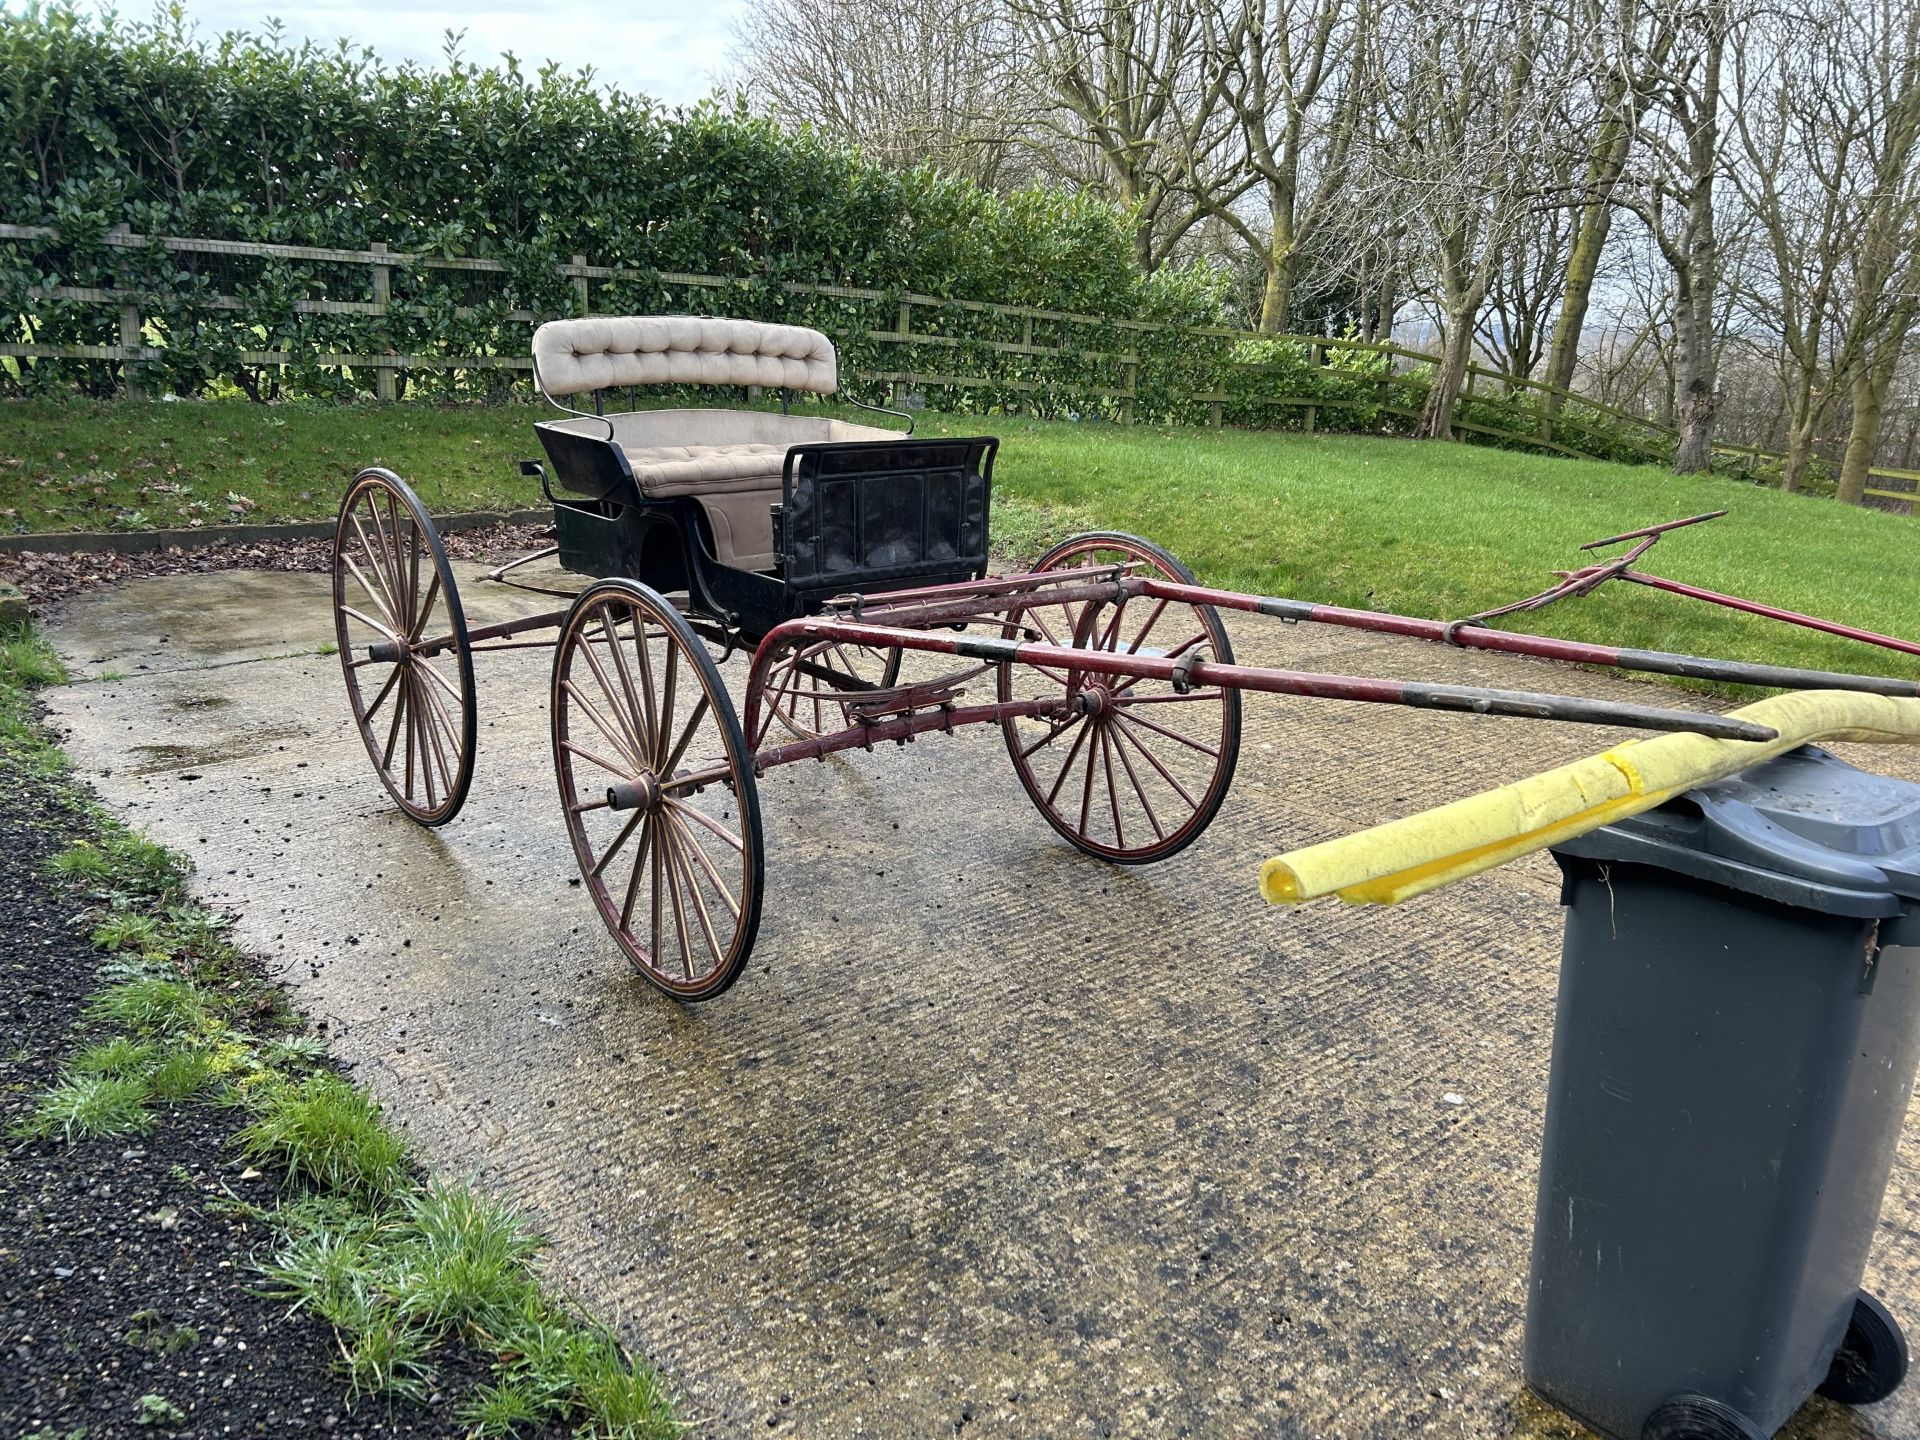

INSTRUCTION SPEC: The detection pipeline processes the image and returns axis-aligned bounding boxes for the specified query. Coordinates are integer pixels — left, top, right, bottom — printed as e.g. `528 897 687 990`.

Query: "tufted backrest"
531 315 838 399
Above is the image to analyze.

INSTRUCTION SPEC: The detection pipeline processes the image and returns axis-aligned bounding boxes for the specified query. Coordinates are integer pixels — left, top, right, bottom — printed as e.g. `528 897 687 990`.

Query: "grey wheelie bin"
1529 745 1920 1440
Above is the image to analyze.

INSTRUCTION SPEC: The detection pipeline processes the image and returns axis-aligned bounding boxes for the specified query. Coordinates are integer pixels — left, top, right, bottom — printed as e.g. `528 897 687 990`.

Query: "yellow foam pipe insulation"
1260 690 1920 908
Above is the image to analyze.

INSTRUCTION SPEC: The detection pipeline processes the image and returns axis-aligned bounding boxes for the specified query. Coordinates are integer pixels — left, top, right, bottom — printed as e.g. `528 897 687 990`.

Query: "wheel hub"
606 772 664 812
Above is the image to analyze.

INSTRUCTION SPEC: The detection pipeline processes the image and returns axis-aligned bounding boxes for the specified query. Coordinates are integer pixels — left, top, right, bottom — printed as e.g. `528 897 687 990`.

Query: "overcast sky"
75 0 748 108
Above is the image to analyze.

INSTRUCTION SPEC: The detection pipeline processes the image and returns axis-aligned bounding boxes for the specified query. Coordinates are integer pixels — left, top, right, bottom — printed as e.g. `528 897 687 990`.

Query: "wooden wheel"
754 638 902 742
332 467 477 826
552 580 764 1001
999 532 1241 863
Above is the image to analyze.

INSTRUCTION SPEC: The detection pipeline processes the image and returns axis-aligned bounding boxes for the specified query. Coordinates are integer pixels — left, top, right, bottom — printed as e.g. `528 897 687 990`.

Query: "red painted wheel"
332 467 477 826
754 638 902 743
552 580 764 1001
999 532 1240 863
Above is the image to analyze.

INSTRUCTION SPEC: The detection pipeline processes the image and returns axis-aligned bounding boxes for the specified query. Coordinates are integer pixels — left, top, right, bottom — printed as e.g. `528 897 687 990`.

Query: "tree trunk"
1779 375 1817 493
1258 225 1294 333
1540 125 1631 407
1671 232 1718 474
1416 311 1474 439
1369 275 1396 343
1836 349 1899 505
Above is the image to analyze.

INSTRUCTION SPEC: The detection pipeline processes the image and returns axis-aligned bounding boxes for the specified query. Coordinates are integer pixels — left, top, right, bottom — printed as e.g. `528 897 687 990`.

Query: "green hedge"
1 7 1226 408
1 7 1666 465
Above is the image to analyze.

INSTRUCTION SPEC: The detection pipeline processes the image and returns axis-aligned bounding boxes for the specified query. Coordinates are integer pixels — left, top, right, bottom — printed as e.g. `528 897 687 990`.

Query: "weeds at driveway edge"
3 620 682 1439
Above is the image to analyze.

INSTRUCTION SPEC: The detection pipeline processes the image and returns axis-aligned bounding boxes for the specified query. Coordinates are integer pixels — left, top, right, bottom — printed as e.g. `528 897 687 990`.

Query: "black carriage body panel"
542 432 996 644
779 437 996 591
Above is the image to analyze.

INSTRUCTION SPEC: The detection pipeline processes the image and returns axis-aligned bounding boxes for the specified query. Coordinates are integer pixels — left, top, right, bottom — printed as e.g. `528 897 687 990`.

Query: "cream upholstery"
532 315 838 399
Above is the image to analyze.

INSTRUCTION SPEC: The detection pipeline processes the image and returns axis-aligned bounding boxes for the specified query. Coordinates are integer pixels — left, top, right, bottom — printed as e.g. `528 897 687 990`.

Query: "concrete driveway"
40 563 1920 1439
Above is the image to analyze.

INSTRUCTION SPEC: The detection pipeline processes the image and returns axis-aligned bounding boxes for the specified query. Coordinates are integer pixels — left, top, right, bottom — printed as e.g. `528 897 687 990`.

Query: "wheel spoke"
1115 707 1220 758
661 823 696 980
347 514 403 624
649 819 666 969
1042 714 1096 808
673 816 742 920
415 653 465 704
559 737 637 779
340 605 403 644
599 607 653 765
361 664 402 724
1108 720 1166 840
1020 711 1085 760
561 678 647 773
660 694 713 779
1110 710 1200 811
592 807 646 878
1099 723 1124 847
656 643 679 769
573 637 649 770
342 551 398 629
365 498 406 625
664 796 745 852
632 611 660 746
408 570 442 643
1123 598 1172 655
381 671 409 770
664 820 724 974
619 813 654 929
1077 718 1100 834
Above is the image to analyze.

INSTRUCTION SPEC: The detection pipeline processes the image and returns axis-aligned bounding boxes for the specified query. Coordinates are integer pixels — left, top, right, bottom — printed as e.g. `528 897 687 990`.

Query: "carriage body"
526 316 996 640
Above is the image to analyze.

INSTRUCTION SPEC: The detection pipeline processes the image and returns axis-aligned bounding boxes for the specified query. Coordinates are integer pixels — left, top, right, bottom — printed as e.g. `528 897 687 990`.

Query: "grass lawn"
3 395 1916 682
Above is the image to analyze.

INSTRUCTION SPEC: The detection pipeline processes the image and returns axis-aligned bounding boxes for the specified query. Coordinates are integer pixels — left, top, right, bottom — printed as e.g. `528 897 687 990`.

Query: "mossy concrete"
40 567 1920 1439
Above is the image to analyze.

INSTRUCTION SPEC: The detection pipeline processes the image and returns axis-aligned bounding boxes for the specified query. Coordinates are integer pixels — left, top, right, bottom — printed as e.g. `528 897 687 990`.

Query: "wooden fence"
4 221 1916 500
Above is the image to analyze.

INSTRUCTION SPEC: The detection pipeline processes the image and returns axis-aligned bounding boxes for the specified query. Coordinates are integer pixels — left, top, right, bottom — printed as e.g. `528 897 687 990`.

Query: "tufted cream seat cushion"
532 315 838 398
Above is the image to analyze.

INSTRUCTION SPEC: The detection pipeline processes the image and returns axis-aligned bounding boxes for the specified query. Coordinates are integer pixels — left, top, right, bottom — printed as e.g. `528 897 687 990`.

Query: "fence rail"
3 221 1912 498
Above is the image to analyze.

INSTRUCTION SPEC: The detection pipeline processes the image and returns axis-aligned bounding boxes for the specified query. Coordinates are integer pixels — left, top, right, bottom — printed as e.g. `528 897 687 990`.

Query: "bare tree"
1618 0 1744 473
1537 0 1674 407
1364 0 1553 438
1480 190 1576 381
1214 0 1368 330
1008 0 1250 269
1827 0 1920 504
729 0 1035 186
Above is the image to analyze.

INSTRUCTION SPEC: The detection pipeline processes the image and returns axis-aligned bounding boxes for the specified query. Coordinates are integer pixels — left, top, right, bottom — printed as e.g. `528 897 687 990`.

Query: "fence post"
1121 359 1137 425
118 302 145 400
1305 340 1321 434
370 241 396 402
108 223 146 400
892 297 911 410
1210 398 1224 428
572 255 590 318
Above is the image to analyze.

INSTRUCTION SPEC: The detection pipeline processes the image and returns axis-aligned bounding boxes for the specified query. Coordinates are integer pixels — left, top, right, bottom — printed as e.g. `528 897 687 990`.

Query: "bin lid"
1553 745 1920 917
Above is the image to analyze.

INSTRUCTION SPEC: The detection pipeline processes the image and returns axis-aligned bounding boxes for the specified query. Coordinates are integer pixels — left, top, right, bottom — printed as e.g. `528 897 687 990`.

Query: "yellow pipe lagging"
1260 690 1920 907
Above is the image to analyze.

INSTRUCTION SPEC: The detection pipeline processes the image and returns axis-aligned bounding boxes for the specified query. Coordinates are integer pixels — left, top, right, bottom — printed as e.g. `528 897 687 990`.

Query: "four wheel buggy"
332 315 1920 1001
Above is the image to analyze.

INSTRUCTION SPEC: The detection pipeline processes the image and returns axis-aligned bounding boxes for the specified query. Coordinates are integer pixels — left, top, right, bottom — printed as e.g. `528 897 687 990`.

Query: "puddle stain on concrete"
124 722 310 776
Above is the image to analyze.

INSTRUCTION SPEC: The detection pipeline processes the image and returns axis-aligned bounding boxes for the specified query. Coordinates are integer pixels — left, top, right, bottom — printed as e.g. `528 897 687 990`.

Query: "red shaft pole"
1618 571 1920 660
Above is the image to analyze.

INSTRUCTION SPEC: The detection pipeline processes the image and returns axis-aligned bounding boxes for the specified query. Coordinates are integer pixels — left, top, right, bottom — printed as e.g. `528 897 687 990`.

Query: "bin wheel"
1641 1393 1766 1440
1818 1290 1908 1406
